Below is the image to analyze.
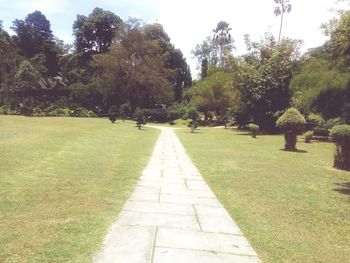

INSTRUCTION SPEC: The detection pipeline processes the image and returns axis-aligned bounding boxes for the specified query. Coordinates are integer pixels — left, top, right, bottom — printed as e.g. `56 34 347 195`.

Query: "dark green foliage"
167 103 189 120
73 8 122 56
12 11 53 58
145 108 169 123
313 117 343 137
185 108 200 133
276 108 306 151
238 36 302 132
330 125 350 170
133 107 146 130
233 105 251 129
304 131 313 143
119 102 131 122
108 105 118 123
248 123 259 138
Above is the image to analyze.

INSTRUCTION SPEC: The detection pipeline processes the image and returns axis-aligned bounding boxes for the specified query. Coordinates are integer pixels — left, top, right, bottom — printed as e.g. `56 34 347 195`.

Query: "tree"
322 10 350 68
192 37 218 77
237 36 302 131
274 0 292 43
213 21 234 67
187 70 238 123
73 8 122 56
93 19 173 109
14 60 40 96
12 11 53 58
0 22 16 106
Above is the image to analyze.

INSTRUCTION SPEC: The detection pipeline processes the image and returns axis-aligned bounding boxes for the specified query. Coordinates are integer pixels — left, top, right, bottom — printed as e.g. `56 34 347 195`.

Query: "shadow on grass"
279 149 308 153
334 181 350 196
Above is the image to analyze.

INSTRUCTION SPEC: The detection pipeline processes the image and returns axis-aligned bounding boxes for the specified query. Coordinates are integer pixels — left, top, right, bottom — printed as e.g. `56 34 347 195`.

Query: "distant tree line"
0 8 192 117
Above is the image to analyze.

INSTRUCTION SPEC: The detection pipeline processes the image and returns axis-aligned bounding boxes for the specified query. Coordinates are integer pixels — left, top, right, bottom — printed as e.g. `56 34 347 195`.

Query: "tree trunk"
284 131 297 151
191 124 195 133
278 11 284 43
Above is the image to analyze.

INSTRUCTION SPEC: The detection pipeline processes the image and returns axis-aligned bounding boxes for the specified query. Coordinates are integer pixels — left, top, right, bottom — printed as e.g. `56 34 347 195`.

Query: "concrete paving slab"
156 228 258 256
116 211 200 230
195 205 243 235
124 200 195 216
94 225 155 263
160 194 221 206
153 247 262 263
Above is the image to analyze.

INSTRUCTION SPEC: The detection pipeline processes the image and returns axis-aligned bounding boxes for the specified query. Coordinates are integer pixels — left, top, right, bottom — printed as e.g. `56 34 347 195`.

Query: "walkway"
94 127 262 263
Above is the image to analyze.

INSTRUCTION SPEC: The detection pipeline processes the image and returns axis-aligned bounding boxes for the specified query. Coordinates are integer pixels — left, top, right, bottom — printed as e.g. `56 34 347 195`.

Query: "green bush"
330 125 350 170
313 117 343 137
133 108 147 130
0 106 10 115
248 123 259 138
119 102 131 122
276 108 306 151
108 105 119 123
304 131 313 143
168 103 189 120
185 108 200 133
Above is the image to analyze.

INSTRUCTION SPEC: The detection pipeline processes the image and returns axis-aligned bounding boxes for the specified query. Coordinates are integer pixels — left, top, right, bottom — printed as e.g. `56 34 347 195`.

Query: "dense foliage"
276 108 306 151
1 5 350 131
0 9 191 117
330 124 350 170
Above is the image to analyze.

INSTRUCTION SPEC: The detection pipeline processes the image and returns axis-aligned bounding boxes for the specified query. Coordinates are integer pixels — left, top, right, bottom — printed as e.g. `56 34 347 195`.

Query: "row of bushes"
0 104 96 118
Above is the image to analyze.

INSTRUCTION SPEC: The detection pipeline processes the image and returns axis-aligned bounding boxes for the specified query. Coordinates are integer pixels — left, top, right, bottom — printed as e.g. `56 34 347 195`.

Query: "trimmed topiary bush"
276 108 306 151
248 123 259 138
330 125 350 171
185 108 200 133
304 131 313 143
119 102 131 122
108 105 119 123
133 108 147 130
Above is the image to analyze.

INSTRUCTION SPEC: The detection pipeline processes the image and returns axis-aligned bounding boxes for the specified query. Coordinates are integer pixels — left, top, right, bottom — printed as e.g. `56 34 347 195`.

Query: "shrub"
276 108 306 151
330 125 350 170
185 108 200 133
145 108 169 123
313 117 343 137
133 108 146 130
248 123 259 138
108 105 118 123
0 106 10 115
304 131 313 143
167 103 189 120
119 102 131 122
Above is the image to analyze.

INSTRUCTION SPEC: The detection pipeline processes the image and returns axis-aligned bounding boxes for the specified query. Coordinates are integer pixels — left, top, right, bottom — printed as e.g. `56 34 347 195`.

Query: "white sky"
0 0 348 77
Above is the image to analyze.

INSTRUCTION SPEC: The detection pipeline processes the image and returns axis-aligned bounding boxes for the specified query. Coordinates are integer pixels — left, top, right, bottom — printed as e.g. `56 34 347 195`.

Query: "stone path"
94 127 262 263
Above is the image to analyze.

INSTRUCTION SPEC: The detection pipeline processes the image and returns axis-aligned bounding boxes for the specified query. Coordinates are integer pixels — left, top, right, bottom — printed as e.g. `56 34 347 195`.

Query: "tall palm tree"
213 21 234 67
274 0 292 43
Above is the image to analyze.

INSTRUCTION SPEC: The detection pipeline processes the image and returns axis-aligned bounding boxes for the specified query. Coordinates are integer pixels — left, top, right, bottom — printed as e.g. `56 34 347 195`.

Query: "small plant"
248 123 259 138
119 102 131 122
108 105 119 123
304 131 313 143
133 107 146 130
276 108 306 151
330 125 350 171
185 108 200 133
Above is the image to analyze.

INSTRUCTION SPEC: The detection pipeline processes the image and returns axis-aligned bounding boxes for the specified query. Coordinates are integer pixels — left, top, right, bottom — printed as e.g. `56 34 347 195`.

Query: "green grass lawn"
0 116 159 263
176 127 350 263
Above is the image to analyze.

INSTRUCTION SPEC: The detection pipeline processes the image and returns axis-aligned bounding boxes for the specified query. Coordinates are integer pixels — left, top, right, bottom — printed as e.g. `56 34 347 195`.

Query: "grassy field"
176 127 350 263
0 116 159 263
